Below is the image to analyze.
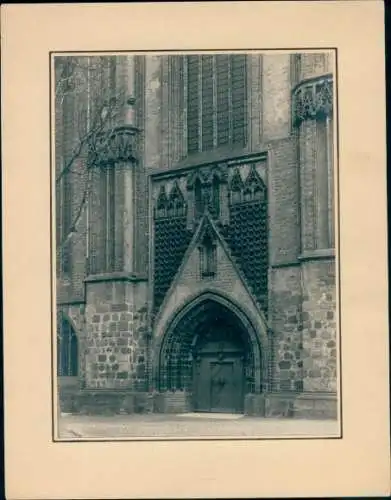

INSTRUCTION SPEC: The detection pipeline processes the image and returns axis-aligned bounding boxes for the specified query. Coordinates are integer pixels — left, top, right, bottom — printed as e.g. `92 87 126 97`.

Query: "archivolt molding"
152 289 269 392
153 288 268 358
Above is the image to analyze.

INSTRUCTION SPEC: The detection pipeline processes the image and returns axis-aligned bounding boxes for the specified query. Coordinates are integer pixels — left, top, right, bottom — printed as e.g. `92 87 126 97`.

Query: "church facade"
55 52 338 418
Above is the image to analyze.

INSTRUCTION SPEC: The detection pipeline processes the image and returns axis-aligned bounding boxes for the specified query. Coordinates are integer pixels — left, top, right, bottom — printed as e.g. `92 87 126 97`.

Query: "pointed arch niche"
186 164 228 227
57 314 79 378
198 223 217 278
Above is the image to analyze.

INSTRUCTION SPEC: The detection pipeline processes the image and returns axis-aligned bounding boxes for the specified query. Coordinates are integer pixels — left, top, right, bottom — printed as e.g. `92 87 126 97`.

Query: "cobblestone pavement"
58 413 340 439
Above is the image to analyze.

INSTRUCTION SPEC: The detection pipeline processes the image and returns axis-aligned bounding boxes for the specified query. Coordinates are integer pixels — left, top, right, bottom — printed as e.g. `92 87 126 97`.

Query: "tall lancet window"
194 177 204 218
99 164 116 271
186 54 248 154
211 175 220 217
57 316 78 377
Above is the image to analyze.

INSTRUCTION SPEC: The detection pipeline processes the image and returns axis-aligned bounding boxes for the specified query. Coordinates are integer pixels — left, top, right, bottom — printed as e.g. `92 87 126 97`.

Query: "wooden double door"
193 351 244 413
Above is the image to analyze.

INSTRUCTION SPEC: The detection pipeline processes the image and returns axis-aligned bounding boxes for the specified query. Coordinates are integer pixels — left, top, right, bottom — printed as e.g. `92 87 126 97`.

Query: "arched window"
57 317 78 377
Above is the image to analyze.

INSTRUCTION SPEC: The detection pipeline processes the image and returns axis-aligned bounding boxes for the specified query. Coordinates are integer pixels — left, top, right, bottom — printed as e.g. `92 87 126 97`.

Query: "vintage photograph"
54 50 340 440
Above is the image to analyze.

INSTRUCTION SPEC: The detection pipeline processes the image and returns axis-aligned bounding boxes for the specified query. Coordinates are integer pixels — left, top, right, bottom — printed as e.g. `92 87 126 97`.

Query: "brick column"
292 70 336 395
293 73 333 253
85 110 146 393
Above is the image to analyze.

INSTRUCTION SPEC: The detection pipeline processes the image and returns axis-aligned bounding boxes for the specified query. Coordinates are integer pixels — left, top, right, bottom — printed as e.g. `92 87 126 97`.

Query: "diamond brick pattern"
226 199 268 313
153 216 193 311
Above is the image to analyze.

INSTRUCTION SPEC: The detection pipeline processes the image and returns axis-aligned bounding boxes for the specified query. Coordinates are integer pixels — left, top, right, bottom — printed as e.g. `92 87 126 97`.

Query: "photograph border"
50 47 342 443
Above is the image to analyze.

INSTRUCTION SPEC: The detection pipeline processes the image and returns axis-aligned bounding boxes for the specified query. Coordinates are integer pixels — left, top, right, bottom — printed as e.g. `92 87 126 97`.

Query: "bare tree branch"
57 173 90 253
55 55 130 254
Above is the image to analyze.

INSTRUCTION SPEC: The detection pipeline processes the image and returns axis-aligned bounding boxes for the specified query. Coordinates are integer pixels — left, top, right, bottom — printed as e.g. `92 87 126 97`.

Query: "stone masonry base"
59 386 337 419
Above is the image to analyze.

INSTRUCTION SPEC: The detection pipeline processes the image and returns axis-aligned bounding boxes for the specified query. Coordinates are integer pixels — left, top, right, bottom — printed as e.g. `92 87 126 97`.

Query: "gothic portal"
157 296 262 414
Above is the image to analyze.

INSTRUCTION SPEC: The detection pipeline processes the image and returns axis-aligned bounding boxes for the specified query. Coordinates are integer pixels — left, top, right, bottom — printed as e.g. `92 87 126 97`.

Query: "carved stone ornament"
292 75 333 127
186 163 228 191
88 125 139 167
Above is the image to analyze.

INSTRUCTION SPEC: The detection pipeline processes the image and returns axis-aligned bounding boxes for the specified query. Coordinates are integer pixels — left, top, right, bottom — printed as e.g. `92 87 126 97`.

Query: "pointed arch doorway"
157 293 262 414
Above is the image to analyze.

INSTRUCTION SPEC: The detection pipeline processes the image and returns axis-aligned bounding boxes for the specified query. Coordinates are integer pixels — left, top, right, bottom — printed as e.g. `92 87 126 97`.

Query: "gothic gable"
151 155 268 317
153 211 267 331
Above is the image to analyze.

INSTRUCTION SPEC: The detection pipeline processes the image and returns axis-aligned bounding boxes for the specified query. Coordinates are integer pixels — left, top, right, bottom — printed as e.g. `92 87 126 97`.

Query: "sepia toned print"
54 51 340 440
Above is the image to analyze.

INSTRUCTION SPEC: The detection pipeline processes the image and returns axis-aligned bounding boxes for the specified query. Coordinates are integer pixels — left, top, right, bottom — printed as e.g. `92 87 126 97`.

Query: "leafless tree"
55 55 127 256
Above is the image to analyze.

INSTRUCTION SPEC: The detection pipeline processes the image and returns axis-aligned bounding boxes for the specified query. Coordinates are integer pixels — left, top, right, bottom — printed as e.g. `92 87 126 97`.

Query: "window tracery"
189 170 222 220
186 54 248 154
155 182 186 219
243 165 266 201
168 181 186 218
229 168 244 205
229 165 265 205
156 185 168 219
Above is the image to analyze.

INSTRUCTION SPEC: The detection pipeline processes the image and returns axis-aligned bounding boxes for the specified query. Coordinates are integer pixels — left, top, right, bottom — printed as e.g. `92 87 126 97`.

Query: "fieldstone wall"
301 259 337 392
84 279 149 391
269 266 303 392
268 260 337 396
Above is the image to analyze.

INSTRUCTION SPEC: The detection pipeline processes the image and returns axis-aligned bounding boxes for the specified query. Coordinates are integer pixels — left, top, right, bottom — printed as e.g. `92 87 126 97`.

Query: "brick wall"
144 56 162 171
268 136 300 265
299 120 317 251
247 55 263 149
134 56 149 275
55 56 87 304
262 54 292 141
